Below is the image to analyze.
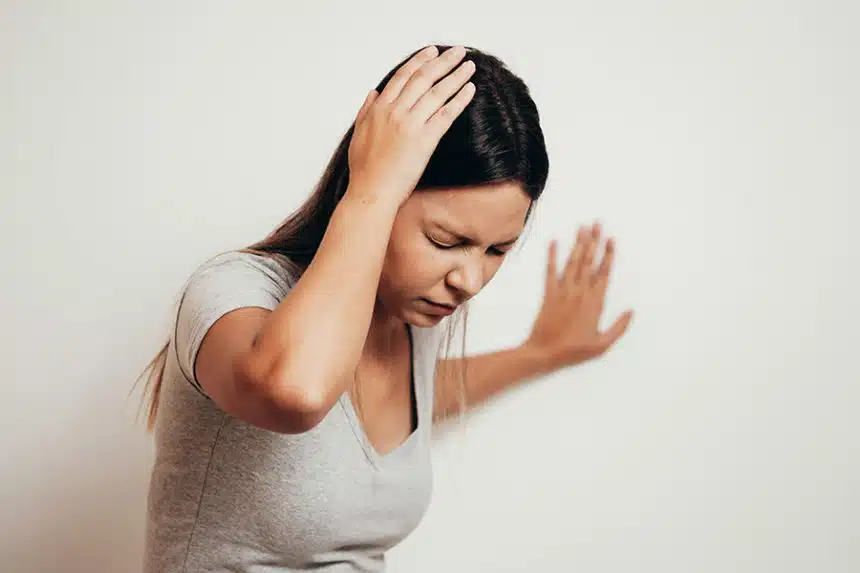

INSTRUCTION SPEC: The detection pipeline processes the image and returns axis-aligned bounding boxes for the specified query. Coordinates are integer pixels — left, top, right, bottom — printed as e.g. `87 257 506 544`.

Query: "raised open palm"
525 222 633 367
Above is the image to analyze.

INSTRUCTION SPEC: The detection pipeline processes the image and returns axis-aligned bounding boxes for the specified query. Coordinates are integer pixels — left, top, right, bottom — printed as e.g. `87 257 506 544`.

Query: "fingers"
355 89 377 125
546 239 559 292
395 46 468 113
425 81 476 138
378 45 440 105
563 226 587 288
594 236 615 294
411 58 476 123
564 221 610 288
579 223 601 282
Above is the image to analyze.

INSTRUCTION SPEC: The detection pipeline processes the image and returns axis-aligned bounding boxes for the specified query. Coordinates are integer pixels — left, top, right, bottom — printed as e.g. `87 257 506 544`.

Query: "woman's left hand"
524 222 633 369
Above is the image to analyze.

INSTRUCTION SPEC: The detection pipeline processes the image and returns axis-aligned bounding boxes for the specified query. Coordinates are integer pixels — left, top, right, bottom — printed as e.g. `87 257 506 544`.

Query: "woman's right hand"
347 45 476 206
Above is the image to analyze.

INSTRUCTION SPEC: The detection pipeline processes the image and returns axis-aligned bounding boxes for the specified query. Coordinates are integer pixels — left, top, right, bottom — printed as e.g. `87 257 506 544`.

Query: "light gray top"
143 251 442 573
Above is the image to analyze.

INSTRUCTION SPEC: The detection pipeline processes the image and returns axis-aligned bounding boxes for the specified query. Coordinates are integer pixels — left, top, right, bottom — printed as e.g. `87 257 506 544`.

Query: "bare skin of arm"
433 344 556 422
195 191 401 434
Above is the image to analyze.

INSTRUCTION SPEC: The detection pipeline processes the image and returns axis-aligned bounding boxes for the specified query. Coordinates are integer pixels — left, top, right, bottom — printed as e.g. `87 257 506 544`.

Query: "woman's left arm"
434 222 634 423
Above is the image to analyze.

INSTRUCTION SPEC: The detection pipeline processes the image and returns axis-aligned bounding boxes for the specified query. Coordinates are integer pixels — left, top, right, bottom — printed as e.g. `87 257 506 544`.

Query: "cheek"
383 236 449 291
482 258 505 286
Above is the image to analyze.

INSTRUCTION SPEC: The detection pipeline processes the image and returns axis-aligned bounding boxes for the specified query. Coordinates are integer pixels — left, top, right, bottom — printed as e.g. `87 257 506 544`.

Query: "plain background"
2 1 857 571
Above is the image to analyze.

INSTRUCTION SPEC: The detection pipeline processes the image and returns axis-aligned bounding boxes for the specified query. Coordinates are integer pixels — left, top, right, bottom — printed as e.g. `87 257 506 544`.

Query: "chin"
403 308 445 328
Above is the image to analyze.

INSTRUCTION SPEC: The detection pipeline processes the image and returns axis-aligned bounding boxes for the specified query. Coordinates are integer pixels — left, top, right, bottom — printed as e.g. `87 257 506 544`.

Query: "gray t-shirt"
143 251 442 573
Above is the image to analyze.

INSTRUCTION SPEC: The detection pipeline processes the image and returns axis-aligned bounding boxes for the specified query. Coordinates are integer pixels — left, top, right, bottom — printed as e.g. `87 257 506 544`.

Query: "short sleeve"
172 251 296 396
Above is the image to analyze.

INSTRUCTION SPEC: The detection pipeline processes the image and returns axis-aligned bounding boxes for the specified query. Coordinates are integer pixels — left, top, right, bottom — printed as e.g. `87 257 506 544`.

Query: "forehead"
413 181 531 237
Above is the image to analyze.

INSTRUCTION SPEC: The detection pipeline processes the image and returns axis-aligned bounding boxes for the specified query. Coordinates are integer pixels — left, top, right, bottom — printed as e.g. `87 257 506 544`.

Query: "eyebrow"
432 223 521 247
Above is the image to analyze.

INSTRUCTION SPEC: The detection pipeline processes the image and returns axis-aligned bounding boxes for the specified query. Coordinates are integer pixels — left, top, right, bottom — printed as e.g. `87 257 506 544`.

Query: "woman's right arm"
193 45 476 433
210 190 401 434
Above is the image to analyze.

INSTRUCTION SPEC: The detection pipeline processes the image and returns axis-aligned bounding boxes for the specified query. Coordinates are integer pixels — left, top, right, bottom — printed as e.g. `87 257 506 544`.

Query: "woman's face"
377 181 532 327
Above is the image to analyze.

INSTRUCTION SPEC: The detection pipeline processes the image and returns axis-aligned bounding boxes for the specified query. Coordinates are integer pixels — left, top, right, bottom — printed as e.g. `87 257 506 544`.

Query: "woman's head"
250 44 550 323
379 179 530 327
370 45 549 327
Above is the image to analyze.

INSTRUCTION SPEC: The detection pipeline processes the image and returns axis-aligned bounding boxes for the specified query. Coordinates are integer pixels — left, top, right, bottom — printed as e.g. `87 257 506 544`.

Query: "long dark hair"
136 44 550 430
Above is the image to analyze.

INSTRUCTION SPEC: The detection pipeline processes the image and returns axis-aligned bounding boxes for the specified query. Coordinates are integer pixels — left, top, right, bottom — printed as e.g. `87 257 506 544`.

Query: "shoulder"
177 249 301 324
171 250 299 384
175 249 301 310
188 250 298 292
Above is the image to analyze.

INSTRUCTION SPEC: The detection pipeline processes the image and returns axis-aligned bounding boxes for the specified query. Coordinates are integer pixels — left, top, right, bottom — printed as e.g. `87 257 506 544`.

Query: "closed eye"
427 235 508 257
427 235 457 250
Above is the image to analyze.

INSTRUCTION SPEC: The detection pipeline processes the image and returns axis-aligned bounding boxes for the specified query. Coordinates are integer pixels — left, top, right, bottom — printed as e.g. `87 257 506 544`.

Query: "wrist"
519 338 563 377
342 179 405 214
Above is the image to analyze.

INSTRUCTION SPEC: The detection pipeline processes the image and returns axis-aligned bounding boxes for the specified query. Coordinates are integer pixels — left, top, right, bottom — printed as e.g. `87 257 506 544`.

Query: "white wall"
2 1 857 571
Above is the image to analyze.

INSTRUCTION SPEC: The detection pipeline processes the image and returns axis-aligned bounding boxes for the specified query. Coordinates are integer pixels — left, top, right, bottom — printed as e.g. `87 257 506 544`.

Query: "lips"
423 298 456 309
420 298 457 315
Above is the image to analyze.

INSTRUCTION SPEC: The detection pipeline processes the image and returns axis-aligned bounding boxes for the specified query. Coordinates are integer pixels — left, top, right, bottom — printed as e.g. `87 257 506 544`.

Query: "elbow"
233 351 333 434
268 382 330 434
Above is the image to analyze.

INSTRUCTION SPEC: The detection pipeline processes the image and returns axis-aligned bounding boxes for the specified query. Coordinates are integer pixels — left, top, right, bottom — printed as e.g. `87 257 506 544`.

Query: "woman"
139 44 632 572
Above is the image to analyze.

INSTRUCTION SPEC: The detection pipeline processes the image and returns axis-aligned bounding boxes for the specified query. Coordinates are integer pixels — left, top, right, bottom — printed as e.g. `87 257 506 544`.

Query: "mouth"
419 298 458 315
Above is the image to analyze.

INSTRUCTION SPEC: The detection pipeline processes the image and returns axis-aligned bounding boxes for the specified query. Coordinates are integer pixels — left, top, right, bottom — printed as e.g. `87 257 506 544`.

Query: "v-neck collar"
339 324 422 470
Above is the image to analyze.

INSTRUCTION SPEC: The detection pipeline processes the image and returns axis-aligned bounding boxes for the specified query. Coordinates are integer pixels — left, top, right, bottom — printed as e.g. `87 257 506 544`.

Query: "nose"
445 257 483 301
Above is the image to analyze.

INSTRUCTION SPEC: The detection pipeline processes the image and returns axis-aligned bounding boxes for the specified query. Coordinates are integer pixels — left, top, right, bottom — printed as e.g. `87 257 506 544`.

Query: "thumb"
355 89 377 125
596 310 633 353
